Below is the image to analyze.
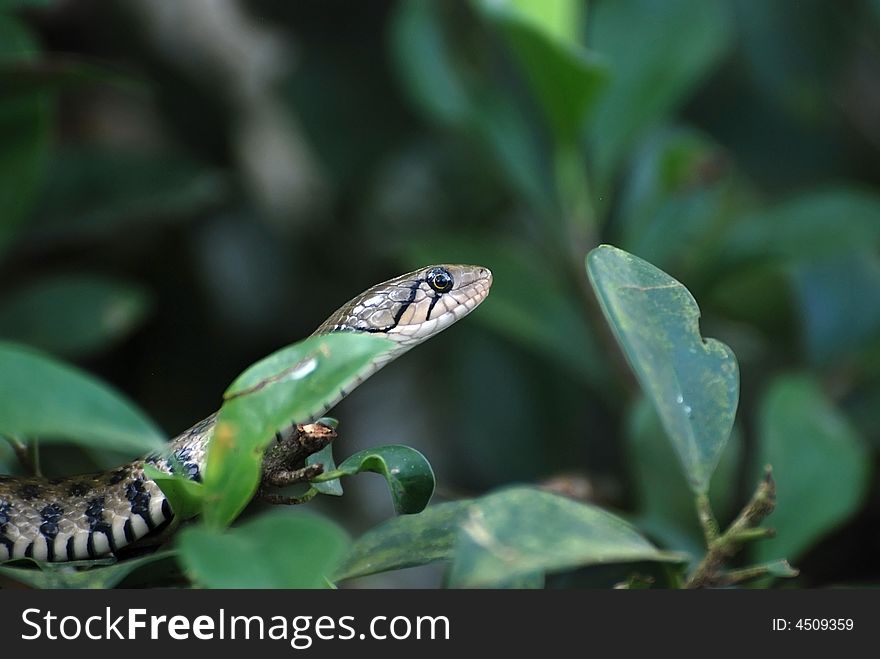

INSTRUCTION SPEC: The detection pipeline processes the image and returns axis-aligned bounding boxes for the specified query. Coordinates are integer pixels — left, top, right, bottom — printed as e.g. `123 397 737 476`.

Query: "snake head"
314 264 493 348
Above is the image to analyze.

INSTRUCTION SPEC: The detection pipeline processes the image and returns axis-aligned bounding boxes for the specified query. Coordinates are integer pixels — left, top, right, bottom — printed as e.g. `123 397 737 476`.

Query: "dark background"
1 0 879 587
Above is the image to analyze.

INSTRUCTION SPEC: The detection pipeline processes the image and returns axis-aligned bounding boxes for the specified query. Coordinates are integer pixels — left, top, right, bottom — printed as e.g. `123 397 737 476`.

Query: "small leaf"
335 501 471 581
319 445 435 514
447 487 682 588
178 512 349 589
0 275 151 358
754 375 871 562
0 342 164 453
307 444 342 496
587 245 739 493
0 551 177 589
204 333 393 528
144 464 205 520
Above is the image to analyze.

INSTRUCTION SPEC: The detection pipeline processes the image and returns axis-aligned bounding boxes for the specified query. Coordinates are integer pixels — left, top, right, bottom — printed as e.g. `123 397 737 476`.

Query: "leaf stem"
685 465 782 589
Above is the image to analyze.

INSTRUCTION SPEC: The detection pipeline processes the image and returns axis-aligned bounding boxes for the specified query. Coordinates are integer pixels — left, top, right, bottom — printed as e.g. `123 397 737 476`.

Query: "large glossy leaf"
178 511 349 589
0 342 164 453
335 501 471 581
0 15 50 253
587 245 739 493
203 333 393 527
315 445 435 514
0 551 177 589
0 275 151 358
447 487 682 587
587 0 731 186
755 375 871 562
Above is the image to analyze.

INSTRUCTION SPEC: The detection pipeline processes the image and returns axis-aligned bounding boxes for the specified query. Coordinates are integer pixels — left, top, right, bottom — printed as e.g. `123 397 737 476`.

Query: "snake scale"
0 264 492 563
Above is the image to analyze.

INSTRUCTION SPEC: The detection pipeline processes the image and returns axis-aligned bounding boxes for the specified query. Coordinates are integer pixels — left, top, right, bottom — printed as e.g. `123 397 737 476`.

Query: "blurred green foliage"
1 0 879 588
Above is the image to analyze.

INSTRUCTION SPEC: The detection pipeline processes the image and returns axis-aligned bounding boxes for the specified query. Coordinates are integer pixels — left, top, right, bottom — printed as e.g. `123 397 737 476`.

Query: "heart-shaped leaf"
587 245 739 493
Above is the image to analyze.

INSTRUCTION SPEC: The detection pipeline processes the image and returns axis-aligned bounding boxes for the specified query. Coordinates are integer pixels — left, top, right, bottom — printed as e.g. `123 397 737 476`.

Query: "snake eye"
427 267 453 293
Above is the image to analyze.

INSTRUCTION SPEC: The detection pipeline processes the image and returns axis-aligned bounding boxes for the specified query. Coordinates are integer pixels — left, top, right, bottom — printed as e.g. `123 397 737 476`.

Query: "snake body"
0 264 492 563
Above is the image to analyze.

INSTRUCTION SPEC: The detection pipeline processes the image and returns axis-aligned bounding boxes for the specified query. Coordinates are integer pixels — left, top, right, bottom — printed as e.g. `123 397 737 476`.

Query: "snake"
0 264 492 563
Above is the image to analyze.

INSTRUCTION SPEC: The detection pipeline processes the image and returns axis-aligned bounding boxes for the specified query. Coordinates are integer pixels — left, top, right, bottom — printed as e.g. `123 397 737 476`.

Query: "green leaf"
627 396 742 557
505 0 582 45
0 275 151 358
587 245 739 493
0 551 177 589
0 15 50 254
307 444 343 496
754 375 871 562
479 0 608 143
178 511 349 588
447 487 682 588
203 333 394 528
317 445 435 514
144 464 205 521
0 342 164 453
587 0 732 186
335 501 472 581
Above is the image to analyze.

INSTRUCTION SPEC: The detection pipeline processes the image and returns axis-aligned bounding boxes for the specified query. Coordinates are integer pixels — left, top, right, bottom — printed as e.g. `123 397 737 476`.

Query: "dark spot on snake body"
184 463 201 482
108 469 128 485
18 483 41 500
85 497 106 530
125 478 152 517
40 503 63 524
65 536 75 560
40 504 63 556
0 500 10 530
145 453 161 465
0 534 13 555
67 481 91 497
39 521 59 541
48 477 65 485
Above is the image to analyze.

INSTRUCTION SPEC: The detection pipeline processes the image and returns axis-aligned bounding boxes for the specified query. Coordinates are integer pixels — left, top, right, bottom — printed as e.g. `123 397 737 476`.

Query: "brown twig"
684 465 780 589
